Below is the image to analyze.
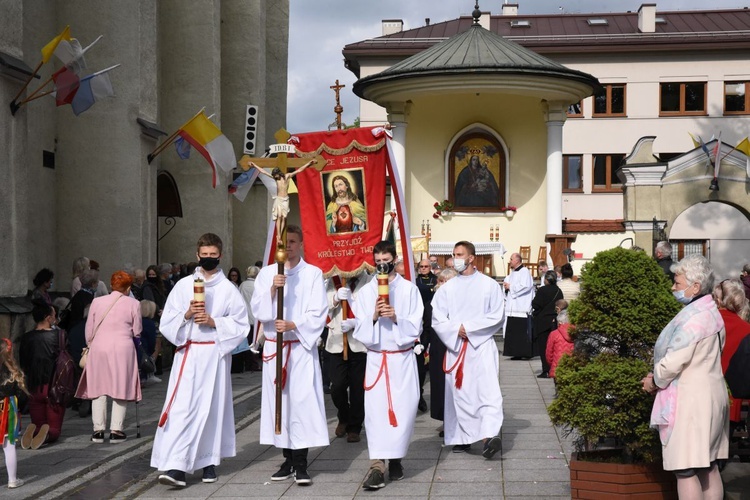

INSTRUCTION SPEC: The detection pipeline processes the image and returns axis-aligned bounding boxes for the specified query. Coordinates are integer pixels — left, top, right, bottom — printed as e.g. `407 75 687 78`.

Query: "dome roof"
354 22 599 100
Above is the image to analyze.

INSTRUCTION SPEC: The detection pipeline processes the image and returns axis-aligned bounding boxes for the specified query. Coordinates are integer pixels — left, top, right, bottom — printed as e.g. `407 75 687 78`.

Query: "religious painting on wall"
448 132 505 212
322 169 367 234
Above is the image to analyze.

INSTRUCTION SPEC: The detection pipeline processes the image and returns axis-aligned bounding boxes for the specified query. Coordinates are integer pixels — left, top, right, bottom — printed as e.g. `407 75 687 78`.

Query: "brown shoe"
31 424 49 449
346 432 361 443
20 424 36 450
335 422 347 438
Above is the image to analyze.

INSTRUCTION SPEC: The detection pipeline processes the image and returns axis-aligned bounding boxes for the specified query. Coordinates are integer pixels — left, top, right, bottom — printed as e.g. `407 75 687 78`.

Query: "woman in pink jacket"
75 271 142 443
545 309 574 379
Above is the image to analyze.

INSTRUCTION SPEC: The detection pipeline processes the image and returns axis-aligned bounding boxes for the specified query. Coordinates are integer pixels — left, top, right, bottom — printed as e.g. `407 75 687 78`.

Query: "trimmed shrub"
547 247 682 463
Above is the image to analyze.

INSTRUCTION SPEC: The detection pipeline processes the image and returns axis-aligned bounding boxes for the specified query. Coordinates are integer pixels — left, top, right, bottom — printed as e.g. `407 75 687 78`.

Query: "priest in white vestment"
432 240 505 459
353 241 423 490
250 225 329 486
502 252 535 359
152 233 249 488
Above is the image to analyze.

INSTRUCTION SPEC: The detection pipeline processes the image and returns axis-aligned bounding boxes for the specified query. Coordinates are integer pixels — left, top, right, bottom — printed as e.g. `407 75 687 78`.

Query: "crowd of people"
2 238 746 498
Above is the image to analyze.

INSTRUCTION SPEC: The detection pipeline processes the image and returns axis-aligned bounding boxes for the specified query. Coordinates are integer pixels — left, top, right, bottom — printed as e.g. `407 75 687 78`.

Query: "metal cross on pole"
330 80 346 130
238 128 325 434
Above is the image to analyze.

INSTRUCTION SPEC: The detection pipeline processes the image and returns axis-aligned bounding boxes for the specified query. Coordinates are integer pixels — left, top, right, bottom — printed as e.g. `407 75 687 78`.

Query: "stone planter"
570 450 677 499
505 210 516 218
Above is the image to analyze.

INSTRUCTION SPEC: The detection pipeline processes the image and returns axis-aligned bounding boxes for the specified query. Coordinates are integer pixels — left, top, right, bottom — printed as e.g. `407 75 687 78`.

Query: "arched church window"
448 131 506 212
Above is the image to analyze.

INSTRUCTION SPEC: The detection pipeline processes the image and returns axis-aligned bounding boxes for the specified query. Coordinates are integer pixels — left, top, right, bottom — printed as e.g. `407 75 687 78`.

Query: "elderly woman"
429 267 459 435
531 271 563 378
75 271 142 444
712 278 750 434
641 255 728 499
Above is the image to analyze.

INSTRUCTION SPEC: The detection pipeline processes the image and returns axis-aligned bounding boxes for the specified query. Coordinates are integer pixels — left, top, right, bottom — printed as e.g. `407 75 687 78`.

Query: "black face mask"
147 276 159 284
199 257 220 271
376 261 395 275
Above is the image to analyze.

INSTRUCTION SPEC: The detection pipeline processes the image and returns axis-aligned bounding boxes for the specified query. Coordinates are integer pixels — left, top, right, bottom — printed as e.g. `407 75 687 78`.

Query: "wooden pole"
11 61 43 103
274 243 287 435
341 278 349 361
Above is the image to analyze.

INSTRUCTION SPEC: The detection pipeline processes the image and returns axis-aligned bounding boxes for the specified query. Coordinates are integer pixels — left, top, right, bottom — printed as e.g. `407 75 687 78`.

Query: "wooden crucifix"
330 79 345 130
238 128 325 434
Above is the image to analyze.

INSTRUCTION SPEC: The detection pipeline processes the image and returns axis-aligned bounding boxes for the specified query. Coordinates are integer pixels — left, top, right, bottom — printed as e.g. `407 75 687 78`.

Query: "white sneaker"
150 375 162 383
8 478 24 489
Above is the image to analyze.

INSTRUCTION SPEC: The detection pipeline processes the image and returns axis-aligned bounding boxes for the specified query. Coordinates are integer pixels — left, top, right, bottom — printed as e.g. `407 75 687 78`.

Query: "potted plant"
547 247 682 499
432 199 454 220
500 205 517 218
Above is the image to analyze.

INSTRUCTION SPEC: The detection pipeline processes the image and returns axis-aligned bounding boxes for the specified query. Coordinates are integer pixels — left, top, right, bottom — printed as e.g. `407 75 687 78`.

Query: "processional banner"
290 126 413 279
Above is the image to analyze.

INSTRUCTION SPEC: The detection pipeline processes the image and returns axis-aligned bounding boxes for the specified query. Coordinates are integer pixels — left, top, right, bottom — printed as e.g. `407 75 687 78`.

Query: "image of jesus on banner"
324 169 367 234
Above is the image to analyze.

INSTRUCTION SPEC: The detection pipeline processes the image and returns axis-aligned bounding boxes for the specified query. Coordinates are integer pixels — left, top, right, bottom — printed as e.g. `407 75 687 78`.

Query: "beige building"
0 0 288 322
343 3 750 278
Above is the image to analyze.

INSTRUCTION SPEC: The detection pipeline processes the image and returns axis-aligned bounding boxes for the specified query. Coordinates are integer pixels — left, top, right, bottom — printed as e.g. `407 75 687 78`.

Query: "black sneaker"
482 436 502 459
109 431 127 444
294 466 312 485
158 469 187 487
452 444 471 453
91 431 105 444
202 465 218 483
271 462 294 481
362 468 385 490
388 460 404 481
417 397 428 413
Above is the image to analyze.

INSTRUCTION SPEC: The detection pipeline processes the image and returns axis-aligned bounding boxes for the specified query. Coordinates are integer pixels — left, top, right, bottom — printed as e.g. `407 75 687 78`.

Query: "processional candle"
194 278 205 302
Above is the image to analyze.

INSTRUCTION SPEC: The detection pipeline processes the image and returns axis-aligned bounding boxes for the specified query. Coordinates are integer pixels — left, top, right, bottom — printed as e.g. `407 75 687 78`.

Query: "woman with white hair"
712 278 750 438
641 255 728 499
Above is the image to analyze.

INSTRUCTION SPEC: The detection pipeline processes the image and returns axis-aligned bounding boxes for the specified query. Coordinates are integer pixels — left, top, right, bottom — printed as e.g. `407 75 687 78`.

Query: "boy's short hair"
373 241 397 259
196 233 223 254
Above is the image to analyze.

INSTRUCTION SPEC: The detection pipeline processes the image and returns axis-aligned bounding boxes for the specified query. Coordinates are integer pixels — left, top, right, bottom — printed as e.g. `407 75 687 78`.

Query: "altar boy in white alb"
431 240 505 459
152 233 249 488
353 241 423 490
250 225 329 486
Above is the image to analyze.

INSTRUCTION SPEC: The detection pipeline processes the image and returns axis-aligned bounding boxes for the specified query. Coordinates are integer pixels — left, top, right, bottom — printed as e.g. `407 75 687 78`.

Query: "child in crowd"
545 308 574 380
0 339 28 488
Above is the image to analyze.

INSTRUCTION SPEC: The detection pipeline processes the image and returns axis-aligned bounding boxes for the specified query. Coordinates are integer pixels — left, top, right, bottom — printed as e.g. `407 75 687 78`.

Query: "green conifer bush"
547 247 682 463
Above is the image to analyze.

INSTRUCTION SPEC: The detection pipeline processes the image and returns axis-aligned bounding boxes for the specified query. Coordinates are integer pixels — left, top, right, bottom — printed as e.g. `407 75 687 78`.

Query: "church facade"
0 0 288 304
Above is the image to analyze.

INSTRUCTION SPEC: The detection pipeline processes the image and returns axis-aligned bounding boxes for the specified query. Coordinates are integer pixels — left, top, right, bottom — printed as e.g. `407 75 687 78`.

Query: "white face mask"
453 258 467 273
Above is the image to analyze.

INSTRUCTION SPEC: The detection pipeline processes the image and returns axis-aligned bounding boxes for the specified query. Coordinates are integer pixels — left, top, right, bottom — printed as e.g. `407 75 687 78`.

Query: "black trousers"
416 328 431 394
535 328 552 374
428 330 447 421
282 448 308 469
328 349 366 434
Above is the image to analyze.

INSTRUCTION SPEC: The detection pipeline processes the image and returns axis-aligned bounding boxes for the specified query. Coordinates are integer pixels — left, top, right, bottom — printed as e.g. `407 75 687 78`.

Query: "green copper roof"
354 23 598 97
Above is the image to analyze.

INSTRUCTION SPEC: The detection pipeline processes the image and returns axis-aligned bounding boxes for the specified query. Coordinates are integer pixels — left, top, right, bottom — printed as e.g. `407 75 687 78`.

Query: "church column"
544 102 566 235
542 101 576 267
386 101 410 210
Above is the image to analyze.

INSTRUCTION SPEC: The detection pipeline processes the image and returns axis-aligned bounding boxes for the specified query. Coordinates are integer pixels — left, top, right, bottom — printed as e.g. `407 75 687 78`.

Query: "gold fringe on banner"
295 139 386 158
323 261 376 280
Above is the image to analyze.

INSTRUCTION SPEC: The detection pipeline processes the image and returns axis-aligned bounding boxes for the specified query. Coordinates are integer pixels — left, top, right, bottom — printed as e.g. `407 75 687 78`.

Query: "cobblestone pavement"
2 339 748 499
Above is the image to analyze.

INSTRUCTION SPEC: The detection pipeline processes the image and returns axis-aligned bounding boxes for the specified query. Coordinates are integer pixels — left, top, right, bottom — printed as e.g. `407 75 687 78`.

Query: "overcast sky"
287 0 749 133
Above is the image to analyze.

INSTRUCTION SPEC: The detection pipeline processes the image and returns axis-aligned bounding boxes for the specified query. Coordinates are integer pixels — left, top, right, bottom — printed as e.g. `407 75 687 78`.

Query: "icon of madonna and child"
323 169 367 234
452 138 502 209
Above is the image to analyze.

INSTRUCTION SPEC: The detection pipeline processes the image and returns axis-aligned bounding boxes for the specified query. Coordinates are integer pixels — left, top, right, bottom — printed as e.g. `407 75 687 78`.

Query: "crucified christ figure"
252 159 317 246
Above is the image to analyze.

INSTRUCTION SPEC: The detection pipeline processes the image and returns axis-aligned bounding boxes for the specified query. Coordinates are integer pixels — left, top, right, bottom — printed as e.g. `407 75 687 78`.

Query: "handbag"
49 329 77 408
80 295 122 369
136 342 156 374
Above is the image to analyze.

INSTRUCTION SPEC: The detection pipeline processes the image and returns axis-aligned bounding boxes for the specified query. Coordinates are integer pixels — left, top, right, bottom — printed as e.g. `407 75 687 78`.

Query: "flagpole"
18 88 55 104
10 61 43 115
147 107 205 164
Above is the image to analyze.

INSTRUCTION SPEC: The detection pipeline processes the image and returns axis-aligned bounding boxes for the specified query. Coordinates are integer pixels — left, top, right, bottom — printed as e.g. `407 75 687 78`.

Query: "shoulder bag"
80 295 122 369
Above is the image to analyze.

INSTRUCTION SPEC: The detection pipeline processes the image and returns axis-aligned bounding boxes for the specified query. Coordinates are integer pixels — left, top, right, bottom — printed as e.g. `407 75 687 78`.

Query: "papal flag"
178 112 237 188
41 26 72 64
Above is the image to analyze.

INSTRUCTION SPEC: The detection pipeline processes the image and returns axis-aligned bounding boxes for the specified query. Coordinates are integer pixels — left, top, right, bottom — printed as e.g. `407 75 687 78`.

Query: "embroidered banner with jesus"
291 127 391 278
